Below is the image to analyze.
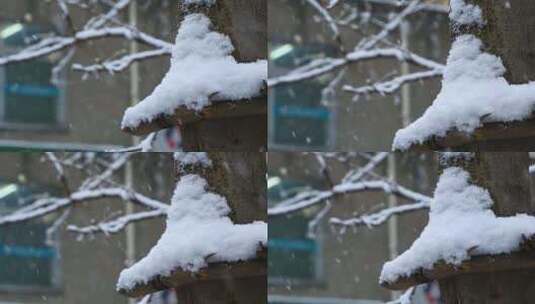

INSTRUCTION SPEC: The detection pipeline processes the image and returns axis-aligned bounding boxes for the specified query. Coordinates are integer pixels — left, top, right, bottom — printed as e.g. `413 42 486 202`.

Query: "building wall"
268 0 450 151
0 1 176 148
0 152 175 304
268 152 437 302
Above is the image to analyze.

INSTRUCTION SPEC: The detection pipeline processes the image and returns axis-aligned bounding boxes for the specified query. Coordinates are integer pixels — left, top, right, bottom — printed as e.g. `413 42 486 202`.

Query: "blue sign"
268 238 317 253
5 83 59 98
0 243 56 259
275 105 330 120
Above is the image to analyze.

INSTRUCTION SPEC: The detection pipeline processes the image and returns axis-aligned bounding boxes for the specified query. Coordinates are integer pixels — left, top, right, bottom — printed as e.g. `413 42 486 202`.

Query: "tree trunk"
438 152 535 303
448 0 535 150
178 0 267 151
174 152 267 304
472 0 535 84
175 277 266 304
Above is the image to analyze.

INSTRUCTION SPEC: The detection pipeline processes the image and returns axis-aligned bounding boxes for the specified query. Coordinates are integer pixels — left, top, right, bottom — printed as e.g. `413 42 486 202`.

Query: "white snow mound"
173 152 212 168
116 174 267 291
393 35 535 150
121 13 267 129
380 167 535 284
449 0 484 26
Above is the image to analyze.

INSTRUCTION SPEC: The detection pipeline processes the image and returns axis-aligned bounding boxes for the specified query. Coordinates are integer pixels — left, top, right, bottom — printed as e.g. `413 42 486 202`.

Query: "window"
268 176 324 285
0 22 65 130
0 181 62 293
269 43 338 150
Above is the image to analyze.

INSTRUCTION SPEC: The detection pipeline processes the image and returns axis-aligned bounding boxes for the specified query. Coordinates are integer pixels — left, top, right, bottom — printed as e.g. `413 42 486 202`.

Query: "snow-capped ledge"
116 174 267 294
380 167 535 288
392 35 535 151
121 13 267 131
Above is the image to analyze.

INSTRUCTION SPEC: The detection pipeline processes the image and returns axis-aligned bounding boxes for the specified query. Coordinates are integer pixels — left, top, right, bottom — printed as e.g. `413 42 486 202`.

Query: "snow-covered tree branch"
0 152 170 237
268 0 447 101
0 1 172 73
268 152 431 229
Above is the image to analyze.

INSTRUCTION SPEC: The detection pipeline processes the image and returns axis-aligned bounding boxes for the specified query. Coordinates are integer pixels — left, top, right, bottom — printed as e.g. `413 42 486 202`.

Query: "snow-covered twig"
269 153 431 238
386 286 415 304
330 200 429 228
342 152 389 183
356 0 421 50
0 27 172 66
343 69 443 97
269 178 431 216
108 132 158 152
67 209 166 235
304 0 340 39
84 0 132 30
268 48 444 88
72 48 170 74
0 187 169 226
80 153 131 189
0 153 171 238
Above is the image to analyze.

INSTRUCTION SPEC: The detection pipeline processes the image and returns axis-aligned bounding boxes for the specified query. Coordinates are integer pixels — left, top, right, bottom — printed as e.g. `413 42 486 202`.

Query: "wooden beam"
118 247 267 298
382 240 535 290
121 94 267 136
409 117 535 151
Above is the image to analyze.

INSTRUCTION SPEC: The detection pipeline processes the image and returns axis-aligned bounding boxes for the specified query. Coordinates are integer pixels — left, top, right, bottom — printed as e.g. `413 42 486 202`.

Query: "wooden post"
438 152 535 303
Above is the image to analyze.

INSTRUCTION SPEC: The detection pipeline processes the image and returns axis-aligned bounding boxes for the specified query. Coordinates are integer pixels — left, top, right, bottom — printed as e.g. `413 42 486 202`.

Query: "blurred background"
268 0 449 151
267 152 439 303
0 152 175 304
0 1 181 151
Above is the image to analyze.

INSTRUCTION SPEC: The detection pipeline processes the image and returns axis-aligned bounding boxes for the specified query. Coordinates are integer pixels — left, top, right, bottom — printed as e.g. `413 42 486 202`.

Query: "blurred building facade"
0 1 178 151
0 153 175 304
268 0 450 151
268 152 438 303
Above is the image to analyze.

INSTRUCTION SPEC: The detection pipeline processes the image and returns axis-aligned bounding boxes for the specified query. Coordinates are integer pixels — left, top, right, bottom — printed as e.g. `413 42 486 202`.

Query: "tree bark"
176 277 266 304
472 0 535 84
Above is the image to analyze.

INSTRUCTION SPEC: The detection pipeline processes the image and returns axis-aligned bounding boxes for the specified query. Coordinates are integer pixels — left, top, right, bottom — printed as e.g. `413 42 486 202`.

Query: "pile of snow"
122 13 267 129
449 0 484 26
173 152 212 168
393 34 535 150
117 174 267 291
380 167 535 284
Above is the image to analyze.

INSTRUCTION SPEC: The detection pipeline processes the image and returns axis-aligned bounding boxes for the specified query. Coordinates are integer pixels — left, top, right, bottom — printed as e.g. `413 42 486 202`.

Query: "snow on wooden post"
380 152 535 303
116 152 267 303
121 1 267 151
393 0 535 151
